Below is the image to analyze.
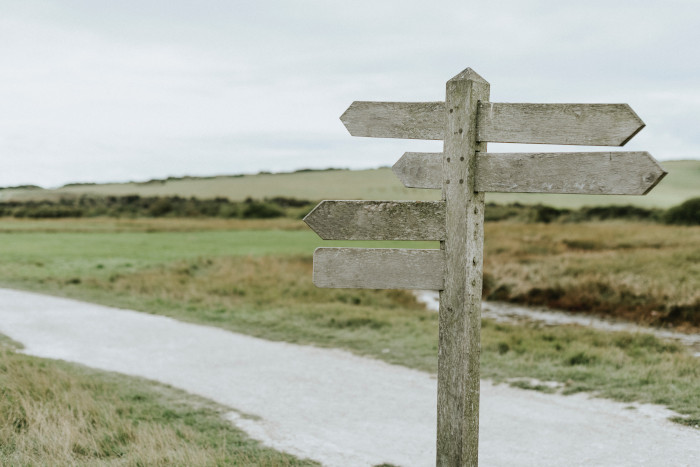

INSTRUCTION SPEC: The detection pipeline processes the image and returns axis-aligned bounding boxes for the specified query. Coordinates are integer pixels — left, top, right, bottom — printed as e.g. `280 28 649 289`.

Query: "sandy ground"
0 288 698 466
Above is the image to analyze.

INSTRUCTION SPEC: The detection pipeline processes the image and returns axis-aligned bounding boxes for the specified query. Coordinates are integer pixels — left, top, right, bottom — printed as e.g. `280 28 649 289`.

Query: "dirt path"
0 288 697 466
416 291 700 357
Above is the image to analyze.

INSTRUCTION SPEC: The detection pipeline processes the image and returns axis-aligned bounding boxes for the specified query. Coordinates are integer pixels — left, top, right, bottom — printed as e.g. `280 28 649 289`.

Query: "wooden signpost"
304 68 666 466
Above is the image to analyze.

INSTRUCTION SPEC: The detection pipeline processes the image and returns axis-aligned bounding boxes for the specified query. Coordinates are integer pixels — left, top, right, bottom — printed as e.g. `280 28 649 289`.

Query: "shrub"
148 198 174 216
664 197 700 225
241 201 284 219
533 205 566 223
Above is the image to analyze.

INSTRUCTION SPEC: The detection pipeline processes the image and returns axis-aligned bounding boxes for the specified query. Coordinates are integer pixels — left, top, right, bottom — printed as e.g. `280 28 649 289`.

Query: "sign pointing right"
393 151 666 195
341 101 645 146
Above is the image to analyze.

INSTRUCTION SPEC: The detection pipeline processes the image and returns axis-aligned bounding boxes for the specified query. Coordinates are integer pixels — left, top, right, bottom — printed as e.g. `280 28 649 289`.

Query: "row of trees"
0 196 314 220
0 195 697 224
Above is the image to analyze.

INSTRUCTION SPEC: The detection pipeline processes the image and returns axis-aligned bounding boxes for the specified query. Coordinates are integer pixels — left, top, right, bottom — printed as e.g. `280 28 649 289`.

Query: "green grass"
0 219 698 430
0 337 317 465
3 160 699 208
0 229 434 296
2 220 696 327
480 320 699 425
3 251 698 427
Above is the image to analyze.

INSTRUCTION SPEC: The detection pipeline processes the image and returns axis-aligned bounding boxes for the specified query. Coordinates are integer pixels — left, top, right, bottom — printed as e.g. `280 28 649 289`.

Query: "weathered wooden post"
304 67 666 466
438 68 488 466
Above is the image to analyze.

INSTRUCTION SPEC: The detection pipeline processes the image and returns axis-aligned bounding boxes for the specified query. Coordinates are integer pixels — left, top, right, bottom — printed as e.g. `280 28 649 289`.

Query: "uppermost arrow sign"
340 101 645 146
340 101 445 140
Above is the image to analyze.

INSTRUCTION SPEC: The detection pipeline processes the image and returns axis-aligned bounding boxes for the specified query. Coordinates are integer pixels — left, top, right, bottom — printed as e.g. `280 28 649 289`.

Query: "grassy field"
0 335 316 465
483 222 700 329
1 218 696 328
0 217 698 432
2 160 697 462
3 159 699 209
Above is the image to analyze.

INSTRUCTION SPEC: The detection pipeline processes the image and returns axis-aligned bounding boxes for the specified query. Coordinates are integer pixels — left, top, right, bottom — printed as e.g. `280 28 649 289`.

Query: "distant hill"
1 160 698 209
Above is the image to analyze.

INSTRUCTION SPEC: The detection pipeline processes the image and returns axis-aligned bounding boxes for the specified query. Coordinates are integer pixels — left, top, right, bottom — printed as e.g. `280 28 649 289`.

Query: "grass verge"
1 219 696 328
4 254 697 427
0 335 317 465
0 219 697 429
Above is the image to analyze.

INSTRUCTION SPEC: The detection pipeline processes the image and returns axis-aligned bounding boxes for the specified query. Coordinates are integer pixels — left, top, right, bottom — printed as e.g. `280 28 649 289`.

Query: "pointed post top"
448 67 489 85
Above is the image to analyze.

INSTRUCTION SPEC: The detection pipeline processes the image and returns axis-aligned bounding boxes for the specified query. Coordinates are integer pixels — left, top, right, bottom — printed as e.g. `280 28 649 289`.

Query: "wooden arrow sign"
313 247 444 290
478 103 645 146
323 67 666 467
341 101 645 146
393 151 666 195
304 200 445 241
392 152 443 189
340 101 445 140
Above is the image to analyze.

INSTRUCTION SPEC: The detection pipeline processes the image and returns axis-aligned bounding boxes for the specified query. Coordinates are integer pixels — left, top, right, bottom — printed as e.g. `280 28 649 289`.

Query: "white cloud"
0 0 698 187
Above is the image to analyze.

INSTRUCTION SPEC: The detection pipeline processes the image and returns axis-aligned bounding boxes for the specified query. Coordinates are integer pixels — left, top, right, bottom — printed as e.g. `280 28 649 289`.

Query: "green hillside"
2 160 698 209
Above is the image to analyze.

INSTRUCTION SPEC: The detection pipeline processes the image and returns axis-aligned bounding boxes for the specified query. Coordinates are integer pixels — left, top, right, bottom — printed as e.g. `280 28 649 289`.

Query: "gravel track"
0 289 698 466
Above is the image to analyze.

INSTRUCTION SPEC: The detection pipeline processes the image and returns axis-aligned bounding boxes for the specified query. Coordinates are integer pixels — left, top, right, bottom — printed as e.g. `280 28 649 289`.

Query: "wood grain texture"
392 152 442 189
342 101 644 146
312 247 444 290
477 103 645 146
304 200 445 241
340 101 445 140
477 151 666 194
437 68 489 466
393 151 667 194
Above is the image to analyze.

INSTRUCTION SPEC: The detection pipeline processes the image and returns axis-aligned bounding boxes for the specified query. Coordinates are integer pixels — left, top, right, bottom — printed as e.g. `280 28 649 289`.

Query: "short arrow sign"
304 200 445 241
341 101 645 146
340 101 445 140
392 152 443 189
393 151 666 195
313 247 444 290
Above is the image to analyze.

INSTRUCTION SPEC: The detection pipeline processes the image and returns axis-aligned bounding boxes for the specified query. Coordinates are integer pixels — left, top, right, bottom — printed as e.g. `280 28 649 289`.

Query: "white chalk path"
0 288 697 466
416 291 700 357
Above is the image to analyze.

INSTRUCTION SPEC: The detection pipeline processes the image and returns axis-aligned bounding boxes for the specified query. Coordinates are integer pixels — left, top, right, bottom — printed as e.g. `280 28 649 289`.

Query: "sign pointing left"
340 101 445 140
313 248 444 290
304 200 445 241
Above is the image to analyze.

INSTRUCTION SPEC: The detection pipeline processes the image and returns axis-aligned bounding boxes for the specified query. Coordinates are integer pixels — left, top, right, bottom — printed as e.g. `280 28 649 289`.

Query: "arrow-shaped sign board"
313 248 444 290
304 200 445 241
393 151 666 194
341 101 645 146
309 67 665 466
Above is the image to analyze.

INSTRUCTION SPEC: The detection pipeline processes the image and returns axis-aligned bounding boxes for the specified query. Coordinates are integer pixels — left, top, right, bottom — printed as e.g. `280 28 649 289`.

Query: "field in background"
1 158 698 459
0 219 697 329
0 219 698 429
2 160 699 209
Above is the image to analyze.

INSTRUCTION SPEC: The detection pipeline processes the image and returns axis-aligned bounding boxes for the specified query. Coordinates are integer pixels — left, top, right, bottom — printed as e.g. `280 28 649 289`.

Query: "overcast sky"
1 0 698 187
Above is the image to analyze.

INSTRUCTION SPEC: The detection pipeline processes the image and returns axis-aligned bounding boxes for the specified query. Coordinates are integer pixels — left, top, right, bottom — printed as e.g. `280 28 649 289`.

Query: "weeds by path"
6 254 696 427
0 219 697 428
483 222 700 329
0 335 317 466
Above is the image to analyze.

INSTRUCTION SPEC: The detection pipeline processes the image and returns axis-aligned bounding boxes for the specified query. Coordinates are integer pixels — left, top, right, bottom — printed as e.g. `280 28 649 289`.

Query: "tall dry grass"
71 256 700 426
0 337 316 466
0 217 304 233
483 222 700 329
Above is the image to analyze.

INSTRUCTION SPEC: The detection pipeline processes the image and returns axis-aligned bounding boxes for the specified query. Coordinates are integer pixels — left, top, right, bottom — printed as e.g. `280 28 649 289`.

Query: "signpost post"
304 68 666 466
